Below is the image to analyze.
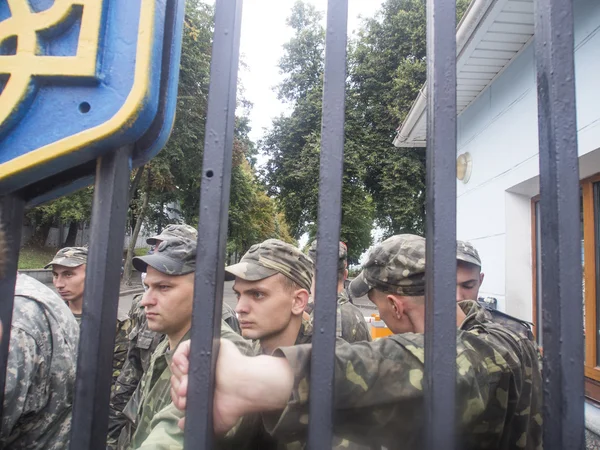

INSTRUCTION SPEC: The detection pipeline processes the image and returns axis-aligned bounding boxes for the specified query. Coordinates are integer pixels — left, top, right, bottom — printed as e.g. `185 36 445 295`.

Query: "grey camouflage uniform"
262 234 542 449
1 274 79 449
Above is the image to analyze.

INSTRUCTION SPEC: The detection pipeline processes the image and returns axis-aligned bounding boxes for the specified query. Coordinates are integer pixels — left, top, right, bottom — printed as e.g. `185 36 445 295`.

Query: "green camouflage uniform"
45 246 132 388
307 241 371 344
138 240 371 450
123 320 251 450
107 224 241 447
261 234 542 449
107 294 165 448
0 274 79 449
107 297 240 447
116 237 251 449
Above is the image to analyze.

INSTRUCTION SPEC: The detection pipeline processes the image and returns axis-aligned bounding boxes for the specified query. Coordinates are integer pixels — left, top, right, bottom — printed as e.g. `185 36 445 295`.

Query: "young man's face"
52 264 86 303
456 262 484 301
141 267 194 337
233 274 304 341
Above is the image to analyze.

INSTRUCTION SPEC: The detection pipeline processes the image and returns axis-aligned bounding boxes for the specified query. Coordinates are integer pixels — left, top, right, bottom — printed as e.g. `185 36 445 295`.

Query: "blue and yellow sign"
0 0 185 198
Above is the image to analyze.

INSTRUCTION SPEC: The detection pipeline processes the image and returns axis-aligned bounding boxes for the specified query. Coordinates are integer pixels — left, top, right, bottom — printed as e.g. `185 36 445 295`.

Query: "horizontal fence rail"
535 0 584 448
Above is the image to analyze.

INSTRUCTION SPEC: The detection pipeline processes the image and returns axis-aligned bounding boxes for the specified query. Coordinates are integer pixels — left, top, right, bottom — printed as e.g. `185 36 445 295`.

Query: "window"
532 174 600 401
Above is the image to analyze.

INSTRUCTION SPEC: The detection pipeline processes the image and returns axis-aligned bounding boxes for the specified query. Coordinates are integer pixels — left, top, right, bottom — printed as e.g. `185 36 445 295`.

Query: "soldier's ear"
479 272 485 285
387 295 404 320
291 289 309 316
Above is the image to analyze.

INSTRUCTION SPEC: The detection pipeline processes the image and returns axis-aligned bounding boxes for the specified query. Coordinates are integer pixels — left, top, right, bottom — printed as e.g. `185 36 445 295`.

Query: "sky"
237 0 384 144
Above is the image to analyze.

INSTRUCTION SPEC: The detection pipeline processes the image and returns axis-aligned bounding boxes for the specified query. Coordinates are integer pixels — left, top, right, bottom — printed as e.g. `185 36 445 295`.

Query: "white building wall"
455 0 600 320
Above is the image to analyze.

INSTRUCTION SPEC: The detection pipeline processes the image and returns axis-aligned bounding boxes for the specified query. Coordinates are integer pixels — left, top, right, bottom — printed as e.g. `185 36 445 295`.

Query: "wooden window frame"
532 173 600 398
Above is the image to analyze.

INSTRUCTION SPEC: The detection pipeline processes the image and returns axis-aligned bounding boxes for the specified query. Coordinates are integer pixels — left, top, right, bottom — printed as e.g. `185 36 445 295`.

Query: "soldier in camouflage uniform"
134 238 316 449
116 237 252 449
307 240 371 343
107 225 241 447
225 239 314 355
45 247 130 386
456 240 500 309
170 234 543 449
1 273 79 449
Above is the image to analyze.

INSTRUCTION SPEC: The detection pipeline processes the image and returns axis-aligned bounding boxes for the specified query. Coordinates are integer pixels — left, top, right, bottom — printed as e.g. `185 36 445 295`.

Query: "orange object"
370 320 393 339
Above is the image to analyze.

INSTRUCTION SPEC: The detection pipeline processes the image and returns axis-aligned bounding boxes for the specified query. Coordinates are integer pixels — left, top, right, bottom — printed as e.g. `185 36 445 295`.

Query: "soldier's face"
141 267 194 337
233 274 306 342
456 262 484 301
52 264 86 303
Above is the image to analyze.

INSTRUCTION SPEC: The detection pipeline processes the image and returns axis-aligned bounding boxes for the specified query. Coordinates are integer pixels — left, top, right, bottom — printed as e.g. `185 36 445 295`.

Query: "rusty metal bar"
184 0 243 448
0 194 25 415
308 0 348 447
424 0 457 447
69 146 132 449
535 0 584 447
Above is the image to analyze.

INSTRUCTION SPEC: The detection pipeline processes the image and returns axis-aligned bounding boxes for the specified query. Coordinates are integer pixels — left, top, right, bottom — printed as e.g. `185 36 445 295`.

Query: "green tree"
349 0 470 236
25 187 93 247
262 1 375 259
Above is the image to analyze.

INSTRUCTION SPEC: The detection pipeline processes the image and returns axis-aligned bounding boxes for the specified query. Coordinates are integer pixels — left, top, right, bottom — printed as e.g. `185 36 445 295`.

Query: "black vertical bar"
308 0 348 448
184 0 243 448
0 194 25 415
535 0 584 447
424 0 457 447
69 146 132 450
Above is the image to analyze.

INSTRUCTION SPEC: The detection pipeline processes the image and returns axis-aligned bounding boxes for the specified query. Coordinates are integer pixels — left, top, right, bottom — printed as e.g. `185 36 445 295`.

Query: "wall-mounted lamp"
456 152 472 184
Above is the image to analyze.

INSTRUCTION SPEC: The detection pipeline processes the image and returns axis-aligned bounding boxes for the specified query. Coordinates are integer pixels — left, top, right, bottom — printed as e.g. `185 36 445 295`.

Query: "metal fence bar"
424 0 457 447
69 146 133 450
535 0 584 447
0 194 25 415
308 0 348 447
184 0 243 448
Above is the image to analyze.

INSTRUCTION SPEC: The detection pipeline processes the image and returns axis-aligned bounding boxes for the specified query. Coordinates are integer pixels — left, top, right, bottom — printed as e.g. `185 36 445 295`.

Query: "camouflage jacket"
123 321 252 449
0 274 79 450
306 291 371 344
107 295 165 447
72 308 131 388
336 291 372 344
133 320 313 450
107 297 241 447
264 300 542 450
252 317 313 356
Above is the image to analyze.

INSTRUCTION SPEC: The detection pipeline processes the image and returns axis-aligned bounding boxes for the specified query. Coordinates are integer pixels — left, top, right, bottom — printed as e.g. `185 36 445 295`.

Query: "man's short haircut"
279 273 303 294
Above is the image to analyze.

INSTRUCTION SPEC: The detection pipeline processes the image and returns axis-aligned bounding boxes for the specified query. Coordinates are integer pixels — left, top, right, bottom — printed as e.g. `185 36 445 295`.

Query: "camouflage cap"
349 234 426 298
308 240 348 272
146 224 197 246
457 240 481 267
132 237 196 275
44 247 88 269
225 239 314 292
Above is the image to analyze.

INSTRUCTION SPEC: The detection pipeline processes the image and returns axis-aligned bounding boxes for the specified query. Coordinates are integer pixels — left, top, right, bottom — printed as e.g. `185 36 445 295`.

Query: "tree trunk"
30 221 52 247
63 221 79 247
123 178 150 286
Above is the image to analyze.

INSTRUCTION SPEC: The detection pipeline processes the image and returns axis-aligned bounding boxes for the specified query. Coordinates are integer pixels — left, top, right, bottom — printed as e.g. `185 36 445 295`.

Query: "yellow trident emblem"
0 0 103 131
0 0 158 183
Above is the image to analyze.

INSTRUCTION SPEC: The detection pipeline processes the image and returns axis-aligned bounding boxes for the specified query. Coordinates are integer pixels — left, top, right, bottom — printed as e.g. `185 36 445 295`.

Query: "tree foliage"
262 0 469 250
